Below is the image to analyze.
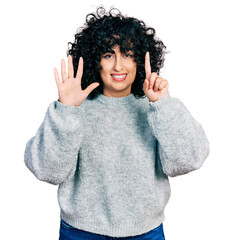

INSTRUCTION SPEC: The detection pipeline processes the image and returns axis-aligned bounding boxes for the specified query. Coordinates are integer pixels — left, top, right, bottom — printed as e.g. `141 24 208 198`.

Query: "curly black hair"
67 6 169 100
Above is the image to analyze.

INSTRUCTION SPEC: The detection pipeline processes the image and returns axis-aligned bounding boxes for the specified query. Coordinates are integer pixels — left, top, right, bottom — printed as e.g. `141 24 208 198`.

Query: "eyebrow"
103 49 115 54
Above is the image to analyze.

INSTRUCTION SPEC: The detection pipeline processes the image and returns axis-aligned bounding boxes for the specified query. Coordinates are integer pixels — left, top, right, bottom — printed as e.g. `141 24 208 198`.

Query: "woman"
24 6 209 240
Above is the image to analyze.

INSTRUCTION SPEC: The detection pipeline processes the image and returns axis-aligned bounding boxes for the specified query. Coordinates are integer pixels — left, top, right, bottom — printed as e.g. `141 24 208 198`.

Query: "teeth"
112 74 127 78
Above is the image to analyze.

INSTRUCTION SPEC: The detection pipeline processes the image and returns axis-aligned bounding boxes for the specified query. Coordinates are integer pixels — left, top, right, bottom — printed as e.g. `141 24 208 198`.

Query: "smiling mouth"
111 74 127 81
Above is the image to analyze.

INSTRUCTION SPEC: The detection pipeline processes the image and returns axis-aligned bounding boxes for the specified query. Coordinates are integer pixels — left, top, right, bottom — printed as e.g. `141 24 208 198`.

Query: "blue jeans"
59 219 166 240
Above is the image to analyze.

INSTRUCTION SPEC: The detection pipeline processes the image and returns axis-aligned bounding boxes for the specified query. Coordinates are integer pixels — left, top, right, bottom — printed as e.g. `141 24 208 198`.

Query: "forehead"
105 45 133 53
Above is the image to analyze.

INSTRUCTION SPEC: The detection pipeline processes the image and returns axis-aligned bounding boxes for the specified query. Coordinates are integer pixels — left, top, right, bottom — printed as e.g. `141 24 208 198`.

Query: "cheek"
99 66 105 78
100 63 111 75
131 64 137 75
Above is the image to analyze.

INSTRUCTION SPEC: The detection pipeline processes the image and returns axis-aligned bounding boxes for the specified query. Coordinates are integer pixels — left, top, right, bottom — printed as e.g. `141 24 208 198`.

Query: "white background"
0 0 232 239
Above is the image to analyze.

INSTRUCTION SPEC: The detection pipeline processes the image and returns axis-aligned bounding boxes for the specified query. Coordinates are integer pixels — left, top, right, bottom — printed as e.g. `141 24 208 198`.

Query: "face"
99 45 137 97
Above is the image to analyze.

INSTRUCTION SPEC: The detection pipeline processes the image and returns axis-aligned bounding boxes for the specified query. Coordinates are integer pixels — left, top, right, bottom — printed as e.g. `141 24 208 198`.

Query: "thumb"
84 82 100 95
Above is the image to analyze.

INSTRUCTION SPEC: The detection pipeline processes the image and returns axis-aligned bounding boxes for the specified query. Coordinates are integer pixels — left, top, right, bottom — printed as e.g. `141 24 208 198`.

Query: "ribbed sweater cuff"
55 99 82 114
148 92 171 111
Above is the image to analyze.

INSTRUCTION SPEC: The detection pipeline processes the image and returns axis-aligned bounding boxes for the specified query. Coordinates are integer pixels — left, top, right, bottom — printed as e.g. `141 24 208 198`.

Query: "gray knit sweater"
24 92 209 237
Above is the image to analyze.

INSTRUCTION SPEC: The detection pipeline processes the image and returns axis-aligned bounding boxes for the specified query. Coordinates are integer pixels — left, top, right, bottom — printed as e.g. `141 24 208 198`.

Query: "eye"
102 54 113 59
124 53 134 58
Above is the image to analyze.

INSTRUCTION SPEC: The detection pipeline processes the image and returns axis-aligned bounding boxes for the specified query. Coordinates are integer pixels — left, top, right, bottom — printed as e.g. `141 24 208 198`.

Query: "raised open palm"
54 55 100 106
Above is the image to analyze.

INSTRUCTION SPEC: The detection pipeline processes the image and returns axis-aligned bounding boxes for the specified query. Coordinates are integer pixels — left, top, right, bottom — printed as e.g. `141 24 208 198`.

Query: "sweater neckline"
96 93 135 105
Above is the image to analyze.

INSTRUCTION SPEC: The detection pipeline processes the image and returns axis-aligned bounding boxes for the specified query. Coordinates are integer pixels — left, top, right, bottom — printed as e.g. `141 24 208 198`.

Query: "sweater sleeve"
147 92 210 177
24 100 85 185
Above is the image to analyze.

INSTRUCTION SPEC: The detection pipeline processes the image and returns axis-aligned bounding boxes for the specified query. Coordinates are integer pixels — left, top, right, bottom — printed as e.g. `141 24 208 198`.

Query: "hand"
143 52 169 102
54 55 100 106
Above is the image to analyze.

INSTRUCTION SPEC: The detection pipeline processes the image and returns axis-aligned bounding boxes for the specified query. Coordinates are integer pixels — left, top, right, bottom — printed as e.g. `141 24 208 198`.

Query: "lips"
111 74 127 81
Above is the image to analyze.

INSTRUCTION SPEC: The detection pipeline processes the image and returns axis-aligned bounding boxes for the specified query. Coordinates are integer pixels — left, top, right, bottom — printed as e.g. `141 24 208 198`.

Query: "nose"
113 56 123 72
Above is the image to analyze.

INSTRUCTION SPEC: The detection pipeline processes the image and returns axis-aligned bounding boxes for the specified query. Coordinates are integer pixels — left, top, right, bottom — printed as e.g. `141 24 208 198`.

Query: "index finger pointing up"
145 52 151 80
